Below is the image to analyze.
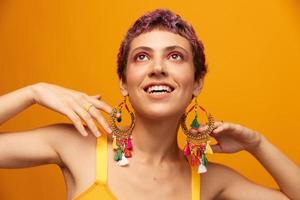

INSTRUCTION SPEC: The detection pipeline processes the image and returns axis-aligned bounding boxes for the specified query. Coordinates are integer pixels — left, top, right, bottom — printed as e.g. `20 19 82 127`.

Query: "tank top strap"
191 165 201 200
95 133 108 184
184 151 201 200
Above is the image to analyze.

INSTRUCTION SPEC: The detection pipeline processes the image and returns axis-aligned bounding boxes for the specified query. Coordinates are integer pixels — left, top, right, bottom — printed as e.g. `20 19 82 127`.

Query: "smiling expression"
120 30 203 120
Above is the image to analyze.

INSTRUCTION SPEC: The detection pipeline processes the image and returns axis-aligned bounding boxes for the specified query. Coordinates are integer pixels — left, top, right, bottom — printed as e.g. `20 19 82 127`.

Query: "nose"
149 59 168 77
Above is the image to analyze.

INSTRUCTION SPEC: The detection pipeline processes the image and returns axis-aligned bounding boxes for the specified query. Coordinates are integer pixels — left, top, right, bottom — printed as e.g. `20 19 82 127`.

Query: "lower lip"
144 91 173 99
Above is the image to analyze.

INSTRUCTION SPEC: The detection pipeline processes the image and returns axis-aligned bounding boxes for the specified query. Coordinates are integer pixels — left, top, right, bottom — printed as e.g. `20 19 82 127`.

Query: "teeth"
146 85 172 93
151 91 167 95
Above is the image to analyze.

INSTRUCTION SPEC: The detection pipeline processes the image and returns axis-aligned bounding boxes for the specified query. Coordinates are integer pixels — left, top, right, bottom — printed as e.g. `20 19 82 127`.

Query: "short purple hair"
117 8 207 81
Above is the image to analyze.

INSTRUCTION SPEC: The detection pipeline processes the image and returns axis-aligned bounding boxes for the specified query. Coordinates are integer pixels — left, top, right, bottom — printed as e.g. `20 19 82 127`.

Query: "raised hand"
199 121 262 153
31 82 113 137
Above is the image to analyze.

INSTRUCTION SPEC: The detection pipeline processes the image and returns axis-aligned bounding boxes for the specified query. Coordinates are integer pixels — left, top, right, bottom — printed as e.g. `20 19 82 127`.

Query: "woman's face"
120 29 203 120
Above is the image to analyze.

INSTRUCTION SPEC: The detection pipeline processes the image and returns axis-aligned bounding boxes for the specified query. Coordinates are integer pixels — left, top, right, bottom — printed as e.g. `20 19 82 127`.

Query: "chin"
134 103 185 121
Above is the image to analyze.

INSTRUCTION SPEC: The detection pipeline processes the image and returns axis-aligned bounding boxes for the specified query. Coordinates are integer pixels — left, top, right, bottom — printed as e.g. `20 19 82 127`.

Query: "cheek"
172 64 195 89
125 64 147 91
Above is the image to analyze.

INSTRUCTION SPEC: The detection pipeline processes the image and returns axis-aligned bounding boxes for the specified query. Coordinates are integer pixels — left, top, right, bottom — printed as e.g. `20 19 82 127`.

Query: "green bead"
190 117 200 129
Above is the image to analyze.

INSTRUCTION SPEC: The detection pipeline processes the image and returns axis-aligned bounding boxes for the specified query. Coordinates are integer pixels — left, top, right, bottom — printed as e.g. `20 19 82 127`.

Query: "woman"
0 9 299 200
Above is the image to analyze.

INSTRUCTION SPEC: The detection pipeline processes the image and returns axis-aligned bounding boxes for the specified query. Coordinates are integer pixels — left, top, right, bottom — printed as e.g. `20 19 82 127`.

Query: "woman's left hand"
200 121 263 153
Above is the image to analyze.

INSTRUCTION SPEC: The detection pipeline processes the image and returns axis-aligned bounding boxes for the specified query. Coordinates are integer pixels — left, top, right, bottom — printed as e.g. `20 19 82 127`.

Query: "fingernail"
96 131 101 137
107 128 112 134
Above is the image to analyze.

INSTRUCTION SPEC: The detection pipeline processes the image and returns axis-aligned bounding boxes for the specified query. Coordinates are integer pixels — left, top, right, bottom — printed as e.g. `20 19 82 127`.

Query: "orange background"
0 0 300 199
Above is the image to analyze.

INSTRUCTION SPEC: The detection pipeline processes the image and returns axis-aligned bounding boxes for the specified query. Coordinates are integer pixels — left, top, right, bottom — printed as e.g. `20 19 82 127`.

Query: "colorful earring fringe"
110 96 135 167
181 98 215 174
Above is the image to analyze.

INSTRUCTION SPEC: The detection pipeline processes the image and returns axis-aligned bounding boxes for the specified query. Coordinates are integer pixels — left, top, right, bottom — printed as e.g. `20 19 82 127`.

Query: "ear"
192 78 204 96
119 79 129 96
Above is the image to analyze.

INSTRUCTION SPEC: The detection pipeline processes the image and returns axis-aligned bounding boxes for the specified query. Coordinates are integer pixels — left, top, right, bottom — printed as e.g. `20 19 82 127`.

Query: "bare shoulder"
202 161 244 182
42 123 97 168
42 123 96 149
36 123 102 198
200 161 247 199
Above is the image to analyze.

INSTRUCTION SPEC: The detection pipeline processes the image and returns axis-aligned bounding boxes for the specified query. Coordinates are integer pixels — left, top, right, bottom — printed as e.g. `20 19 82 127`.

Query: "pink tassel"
126 137 133 150
183 144 191 156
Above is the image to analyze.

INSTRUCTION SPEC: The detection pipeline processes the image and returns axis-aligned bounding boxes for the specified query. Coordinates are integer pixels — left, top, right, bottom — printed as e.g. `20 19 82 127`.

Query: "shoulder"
39 123 97 168
201 161 247 199
40 123 96 148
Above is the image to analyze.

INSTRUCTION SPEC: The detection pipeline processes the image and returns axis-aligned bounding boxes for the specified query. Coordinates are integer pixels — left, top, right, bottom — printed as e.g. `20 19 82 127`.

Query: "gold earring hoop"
180 97 215 174
109 96 135 167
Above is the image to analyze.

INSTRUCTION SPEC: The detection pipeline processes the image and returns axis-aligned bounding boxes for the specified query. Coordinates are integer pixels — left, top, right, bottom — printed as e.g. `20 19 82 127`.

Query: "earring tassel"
117 153 129 166
198 163 207 174
126 137 133 150
205 141 213 154
202 154 208 166
191 154 200 166
183 143 191 156
114 147 122 161
112 136 118 150
124 148 132 158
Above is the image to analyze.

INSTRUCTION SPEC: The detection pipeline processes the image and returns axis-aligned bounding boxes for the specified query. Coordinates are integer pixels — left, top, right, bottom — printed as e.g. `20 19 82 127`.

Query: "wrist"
246 133 268 156
24 84 38 105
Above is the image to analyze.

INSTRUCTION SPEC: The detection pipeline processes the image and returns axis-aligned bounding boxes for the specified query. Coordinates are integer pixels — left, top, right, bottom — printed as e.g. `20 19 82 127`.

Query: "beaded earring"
180 97 215 174
109 96 135 167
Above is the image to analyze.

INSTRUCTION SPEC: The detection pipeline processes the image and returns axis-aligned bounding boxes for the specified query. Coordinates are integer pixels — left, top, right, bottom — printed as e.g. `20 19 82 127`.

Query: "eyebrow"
130 45 189 55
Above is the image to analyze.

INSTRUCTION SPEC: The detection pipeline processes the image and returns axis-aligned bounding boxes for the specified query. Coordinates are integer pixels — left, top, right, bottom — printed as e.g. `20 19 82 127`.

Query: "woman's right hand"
30 82 113 137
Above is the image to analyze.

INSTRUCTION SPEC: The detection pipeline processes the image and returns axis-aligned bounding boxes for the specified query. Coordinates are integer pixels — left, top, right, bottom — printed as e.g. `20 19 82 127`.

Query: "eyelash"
134 53 149 62
134 52 184 62
168 52 184 61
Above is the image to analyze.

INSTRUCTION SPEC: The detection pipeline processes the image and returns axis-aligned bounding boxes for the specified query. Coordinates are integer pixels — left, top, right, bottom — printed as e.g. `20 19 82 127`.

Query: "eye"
135 53 149 62
169 52 183 61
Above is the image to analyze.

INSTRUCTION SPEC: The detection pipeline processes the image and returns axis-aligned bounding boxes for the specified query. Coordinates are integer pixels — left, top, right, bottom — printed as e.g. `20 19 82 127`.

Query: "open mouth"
143 84 175 95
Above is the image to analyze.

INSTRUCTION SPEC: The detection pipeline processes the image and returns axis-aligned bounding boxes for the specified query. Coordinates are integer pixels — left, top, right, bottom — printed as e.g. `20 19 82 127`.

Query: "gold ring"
84 103 93 112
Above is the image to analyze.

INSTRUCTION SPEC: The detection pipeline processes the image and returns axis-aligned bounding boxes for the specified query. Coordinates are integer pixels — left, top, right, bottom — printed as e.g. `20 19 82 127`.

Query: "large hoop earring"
180 97 215 174
109 96 135 167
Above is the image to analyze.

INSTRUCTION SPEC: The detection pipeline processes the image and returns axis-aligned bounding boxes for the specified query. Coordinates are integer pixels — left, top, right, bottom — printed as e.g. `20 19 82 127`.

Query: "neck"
131 113 185 167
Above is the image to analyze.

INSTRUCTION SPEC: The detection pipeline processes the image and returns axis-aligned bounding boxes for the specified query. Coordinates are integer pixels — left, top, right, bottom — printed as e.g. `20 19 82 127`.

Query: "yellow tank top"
74 134 200 200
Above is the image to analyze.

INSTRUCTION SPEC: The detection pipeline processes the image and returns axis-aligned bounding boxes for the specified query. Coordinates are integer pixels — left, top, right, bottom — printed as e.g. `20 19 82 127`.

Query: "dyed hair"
117 8 207 81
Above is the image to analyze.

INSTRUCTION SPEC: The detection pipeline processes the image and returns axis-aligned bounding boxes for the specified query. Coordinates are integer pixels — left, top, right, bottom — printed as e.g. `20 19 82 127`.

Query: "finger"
64 110 89 137
210 144 222 153
211 121 228 133
88 106 112 134
69 101 101 137
211 126 224 135
213 121 224 128
198 124 208 132
197 121 224 132
87 98 113 115
91 94 101 100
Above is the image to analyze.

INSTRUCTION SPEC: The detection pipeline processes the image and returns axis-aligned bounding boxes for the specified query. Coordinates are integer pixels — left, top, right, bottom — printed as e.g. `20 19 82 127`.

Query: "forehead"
129 30 192 53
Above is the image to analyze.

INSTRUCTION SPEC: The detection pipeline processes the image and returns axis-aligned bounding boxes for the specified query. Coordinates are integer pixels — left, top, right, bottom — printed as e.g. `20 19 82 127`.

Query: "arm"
0 82 112 168
204 122 300 199
245 135 300 199
0 85 35 125
0 85 62 168
0 82 112 137
0 124 65 168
